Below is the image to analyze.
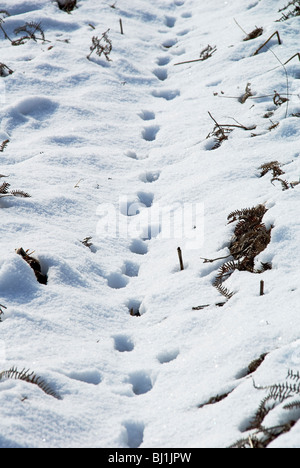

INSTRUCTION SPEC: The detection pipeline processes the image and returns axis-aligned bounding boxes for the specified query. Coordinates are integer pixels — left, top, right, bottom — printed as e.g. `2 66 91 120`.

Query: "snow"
0 0 299 448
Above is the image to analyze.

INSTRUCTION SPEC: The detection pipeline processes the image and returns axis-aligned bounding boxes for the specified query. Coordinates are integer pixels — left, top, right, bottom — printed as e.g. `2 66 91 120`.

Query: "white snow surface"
0 0 300 448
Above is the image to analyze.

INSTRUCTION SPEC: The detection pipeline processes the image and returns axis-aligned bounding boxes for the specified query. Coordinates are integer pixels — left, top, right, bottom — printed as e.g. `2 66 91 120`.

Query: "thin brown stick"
119 18 123 35
174 57 204 66
284 52 300 65
177 247 184 271
260 280 264 296
253 31 281 56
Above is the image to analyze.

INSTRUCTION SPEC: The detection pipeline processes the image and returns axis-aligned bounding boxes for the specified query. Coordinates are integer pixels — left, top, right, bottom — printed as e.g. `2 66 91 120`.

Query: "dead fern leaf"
0 366 61 399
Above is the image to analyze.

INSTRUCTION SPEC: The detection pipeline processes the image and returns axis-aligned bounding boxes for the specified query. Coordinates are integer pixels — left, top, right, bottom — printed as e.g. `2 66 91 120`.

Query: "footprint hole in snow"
157 348 179 364
140 223 161 241
113 335 135 352
156 56 171 66
122 260 140 277
152 89 180 101
107 272 129 289
164 16 176 28
138 110 156 121
126 298 144 316
127 370 154 395
141 125 160 142
137 191 154 208
125 150 138 160
65 369 102 385
129 239 148 255
161 38 177 49
122 421 145 448
152 67 168 81
139 171 160 184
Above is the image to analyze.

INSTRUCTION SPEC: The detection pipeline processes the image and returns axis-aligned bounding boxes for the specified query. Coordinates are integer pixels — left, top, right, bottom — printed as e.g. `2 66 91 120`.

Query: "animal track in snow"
127 370 154 395
164 16 176 28
141 125 160 142
65 369 102 385
107 272 129 289
137 191 154 208
139 170 160 184
122 260 140 277
157 348 180 364
122 421 144 448
152 89 180 101
156 55 171 66
113 335 134 352
140 223 161 241
138 110 156 121
161 38 178 49
129 239 148 255
126 298 143 316
120 192 154 216
152 67 168 81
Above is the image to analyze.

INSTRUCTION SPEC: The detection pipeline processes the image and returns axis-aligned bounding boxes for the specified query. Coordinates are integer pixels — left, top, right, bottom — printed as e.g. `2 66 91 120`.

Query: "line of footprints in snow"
107 1 188 448
107 0 189 308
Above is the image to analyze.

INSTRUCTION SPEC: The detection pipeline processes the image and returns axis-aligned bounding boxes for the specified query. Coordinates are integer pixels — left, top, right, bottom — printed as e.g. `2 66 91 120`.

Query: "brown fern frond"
227 204 267 224
16 247 47 285
259 161 284 178
0 64 13 77
0 182 10 194
214 283 235 300
271 177 290 190
243 26 263 41
57 0 77 13
12 22 45 45
0 366 61 399
214 260 239 285
10 190 31 198
0 139 9 151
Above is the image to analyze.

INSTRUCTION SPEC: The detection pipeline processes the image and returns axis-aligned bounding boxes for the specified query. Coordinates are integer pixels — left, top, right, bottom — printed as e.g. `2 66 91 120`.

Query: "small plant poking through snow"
277 0 300 21
0 180 30 199
16 248 48 285
56 0 77 13
12 22 46 46
87 29 112 61
202 204 272 301
0 304 7 322
0 367 61 399
0 63 13 77
230 370 300 448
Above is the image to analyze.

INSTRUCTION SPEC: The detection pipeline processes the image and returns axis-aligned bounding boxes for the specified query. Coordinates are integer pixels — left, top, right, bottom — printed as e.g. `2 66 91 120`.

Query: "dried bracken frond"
243 26 263 41
214 283 235 300
229 369 300 448
247 353 268 374
81 236 93 249
0 304 6 322
57 0 77 13
0 179 31 199
211 204 272 301
198 389 234 408
12 22 46 46
273 90 289 107
0 366 61 399
258 161 298 191
0 181 10 194
0 63 13 77
199 44 217 61
277 0 300 21
87 29 112 61
258 161 284 178
16 247 47 285
239 83 253 104
0 139 9 151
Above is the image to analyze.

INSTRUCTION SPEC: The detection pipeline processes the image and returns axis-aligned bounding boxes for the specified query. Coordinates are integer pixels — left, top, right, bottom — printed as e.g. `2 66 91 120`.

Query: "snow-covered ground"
0 0 300 448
